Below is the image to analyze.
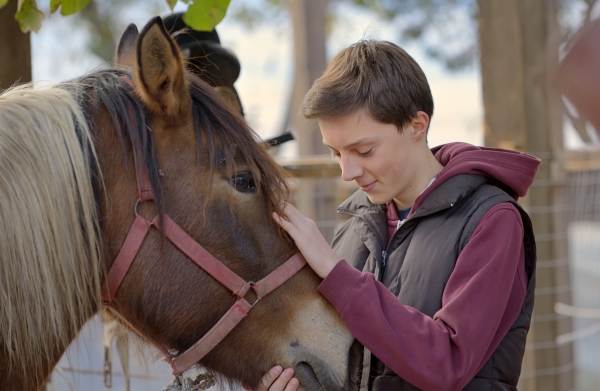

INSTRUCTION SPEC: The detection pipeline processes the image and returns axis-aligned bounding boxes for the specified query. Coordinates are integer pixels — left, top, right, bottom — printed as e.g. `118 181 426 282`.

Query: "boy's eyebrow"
323 137 373 150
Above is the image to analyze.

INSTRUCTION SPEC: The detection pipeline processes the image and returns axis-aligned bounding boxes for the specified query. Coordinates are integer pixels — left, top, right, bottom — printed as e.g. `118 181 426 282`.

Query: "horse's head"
91 18 356 390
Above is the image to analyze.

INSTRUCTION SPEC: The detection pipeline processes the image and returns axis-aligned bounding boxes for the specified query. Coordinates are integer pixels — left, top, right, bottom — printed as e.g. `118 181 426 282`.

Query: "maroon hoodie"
318 142 540 390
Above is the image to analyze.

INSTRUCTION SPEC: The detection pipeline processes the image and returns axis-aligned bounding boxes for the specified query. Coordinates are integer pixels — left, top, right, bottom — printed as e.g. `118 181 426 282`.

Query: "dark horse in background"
0 17 355 391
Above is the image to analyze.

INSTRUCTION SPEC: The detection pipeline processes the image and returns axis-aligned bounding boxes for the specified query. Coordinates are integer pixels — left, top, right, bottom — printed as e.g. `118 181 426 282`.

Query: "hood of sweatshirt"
379 143 540 237
411 142 540 213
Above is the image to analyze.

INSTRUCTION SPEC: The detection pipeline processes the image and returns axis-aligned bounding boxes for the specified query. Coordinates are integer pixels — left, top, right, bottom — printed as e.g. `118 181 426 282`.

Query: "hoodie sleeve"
318 203 527 391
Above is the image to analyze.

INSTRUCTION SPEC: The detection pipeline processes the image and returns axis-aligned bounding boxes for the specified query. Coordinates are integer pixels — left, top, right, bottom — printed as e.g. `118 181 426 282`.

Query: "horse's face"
94 19 356 390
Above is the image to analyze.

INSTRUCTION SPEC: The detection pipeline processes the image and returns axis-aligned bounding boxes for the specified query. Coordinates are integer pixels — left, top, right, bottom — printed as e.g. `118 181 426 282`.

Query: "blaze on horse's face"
96 18 356 390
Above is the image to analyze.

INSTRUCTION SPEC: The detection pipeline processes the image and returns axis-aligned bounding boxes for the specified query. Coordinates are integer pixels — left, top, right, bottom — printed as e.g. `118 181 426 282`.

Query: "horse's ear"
115 23 139 67
134 16 190 117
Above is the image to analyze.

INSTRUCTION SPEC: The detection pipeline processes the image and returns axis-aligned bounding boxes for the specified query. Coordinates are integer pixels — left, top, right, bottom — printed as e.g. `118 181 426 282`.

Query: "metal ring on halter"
248 281 260 308
134 199 141 216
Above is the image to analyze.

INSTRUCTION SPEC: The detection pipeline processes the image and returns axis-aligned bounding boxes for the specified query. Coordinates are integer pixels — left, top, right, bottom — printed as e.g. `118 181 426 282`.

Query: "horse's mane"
0 68 289 380
0 83 102 377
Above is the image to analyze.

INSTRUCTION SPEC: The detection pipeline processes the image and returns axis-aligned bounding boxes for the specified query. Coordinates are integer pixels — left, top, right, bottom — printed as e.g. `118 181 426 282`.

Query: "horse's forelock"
187 77 291 217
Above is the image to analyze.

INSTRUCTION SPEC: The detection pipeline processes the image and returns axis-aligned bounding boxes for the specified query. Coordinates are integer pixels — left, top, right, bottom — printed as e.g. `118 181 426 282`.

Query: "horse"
0 17 356 391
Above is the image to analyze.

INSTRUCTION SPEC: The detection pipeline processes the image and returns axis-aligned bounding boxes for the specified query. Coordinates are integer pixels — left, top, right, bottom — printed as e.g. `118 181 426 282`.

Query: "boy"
259 39 539 391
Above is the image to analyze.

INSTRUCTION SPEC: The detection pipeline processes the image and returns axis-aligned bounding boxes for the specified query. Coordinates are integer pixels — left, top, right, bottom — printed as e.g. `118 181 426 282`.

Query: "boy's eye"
358 148 373 157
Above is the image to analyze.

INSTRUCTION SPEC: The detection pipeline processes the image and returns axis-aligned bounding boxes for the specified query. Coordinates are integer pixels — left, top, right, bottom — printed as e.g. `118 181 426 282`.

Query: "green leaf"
49 0 92 16
15 0 45 33
0 0 9 10
183 0 231 31
165 0 178 10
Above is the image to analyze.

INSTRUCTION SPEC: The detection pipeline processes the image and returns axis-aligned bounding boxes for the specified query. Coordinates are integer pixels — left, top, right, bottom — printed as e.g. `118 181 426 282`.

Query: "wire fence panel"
566 169 600 391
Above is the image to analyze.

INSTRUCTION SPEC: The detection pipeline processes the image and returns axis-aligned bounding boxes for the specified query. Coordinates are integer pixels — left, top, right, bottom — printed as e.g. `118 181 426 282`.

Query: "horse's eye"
231 172 256 192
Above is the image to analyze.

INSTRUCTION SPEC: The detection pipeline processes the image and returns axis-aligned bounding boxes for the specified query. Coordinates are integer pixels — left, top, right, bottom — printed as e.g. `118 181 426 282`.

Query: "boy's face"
319 109 424 206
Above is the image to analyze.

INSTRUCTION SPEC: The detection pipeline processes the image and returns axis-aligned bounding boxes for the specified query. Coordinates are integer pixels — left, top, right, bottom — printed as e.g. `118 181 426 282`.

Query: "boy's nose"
340 155 362 182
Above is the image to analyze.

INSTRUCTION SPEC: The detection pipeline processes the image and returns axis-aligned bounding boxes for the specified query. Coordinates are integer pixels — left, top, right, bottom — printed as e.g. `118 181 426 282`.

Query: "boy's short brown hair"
301 40 434 130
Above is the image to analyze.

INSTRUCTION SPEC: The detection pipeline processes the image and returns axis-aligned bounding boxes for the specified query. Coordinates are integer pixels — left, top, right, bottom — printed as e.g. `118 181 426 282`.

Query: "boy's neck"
393 149 443 210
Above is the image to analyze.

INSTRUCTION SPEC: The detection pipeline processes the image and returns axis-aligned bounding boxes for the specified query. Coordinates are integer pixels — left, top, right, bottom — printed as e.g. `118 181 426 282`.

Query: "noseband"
102 130 306 375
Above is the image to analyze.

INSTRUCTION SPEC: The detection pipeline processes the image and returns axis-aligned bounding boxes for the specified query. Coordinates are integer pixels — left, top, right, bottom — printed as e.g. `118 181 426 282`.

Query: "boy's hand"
273 203 341 279
244 366 299 391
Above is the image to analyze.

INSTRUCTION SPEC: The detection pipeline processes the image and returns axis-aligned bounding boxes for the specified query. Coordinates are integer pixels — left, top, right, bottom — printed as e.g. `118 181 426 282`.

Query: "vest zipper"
364 225 387 281
338 209 388 281
381 250 387 278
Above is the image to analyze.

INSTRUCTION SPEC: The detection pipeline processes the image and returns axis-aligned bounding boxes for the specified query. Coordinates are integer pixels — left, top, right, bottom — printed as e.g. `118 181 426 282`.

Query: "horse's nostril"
295 361 323 391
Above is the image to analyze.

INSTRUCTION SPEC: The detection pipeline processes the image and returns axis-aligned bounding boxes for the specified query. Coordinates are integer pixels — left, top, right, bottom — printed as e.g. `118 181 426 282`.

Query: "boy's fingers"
267 368 296 391
284 378 300 391
273 212 299 235
279 204 315 233
255 366 283 391
281 203 306 226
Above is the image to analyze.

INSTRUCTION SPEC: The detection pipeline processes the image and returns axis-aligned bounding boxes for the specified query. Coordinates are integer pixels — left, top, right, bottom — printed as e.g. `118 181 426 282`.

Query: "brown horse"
0 17 355 391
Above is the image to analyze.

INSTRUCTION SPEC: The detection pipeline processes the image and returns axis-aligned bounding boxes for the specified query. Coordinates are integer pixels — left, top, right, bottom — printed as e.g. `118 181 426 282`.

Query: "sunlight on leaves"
15 0 45 33
49 0 92 16
183 0 231 31
0 0 8 10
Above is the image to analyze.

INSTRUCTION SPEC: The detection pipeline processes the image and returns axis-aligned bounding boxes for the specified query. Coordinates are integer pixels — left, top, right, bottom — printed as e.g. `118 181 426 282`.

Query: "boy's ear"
134 16 190 117
410 111 430 140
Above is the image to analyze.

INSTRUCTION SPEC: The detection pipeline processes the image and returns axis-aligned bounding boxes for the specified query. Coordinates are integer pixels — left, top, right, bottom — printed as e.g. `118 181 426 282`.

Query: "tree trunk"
478 0 573 390
287 0 338 241
0 0 32 89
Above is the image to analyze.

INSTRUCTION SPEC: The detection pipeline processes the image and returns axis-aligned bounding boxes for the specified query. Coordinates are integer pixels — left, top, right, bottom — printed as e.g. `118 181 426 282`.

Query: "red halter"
101 143 306 375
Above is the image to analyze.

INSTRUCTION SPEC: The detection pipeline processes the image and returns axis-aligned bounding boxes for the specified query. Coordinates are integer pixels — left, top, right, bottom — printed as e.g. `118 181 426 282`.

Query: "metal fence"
562 169 600 390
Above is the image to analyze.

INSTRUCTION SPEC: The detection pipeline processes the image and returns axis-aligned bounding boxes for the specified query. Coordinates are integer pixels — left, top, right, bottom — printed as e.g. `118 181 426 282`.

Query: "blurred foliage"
228 0 478 71
182 0 231 31
71 0 166 61
350 0 479 71
6 0 597 70
0 0 231 33
558 0 599 49
229 0 287 29
14 0 46 32
50 0 91 15
229 0 599 72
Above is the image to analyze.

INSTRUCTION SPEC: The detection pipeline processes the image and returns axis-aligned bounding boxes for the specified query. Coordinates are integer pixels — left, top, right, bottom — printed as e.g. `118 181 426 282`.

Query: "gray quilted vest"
333 174 536 391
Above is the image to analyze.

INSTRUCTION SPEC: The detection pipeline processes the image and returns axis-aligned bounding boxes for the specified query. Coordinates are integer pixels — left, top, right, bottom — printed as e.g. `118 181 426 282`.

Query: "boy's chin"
364 193 388 205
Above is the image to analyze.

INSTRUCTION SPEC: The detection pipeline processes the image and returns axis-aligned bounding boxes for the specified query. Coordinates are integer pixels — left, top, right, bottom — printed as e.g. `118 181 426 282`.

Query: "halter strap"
170 253 306 373
102 215 152 302
103 207 306 374
158 213 252 297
